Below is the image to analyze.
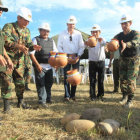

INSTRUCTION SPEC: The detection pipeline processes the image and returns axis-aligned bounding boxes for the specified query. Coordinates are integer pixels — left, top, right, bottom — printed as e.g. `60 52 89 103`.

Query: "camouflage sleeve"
2 23 17 48
25 28 34 51
126 31 140 48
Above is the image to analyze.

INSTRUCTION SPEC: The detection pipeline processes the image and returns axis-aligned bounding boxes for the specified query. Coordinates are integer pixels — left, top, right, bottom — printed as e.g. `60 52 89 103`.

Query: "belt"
67 53 77 57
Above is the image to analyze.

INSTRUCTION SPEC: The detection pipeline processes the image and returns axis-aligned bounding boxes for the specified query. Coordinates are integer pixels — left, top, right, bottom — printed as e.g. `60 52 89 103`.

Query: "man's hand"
7 58 14 71
121 40 127 53
98 37 103 43
16 44 29 55
0 55 7 66
36 64 43 73
33 45 42 52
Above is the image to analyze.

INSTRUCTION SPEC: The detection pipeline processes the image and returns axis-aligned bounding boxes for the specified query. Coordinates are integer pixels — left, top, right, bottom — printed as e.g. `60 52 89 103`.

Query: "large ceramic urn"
86 36 97 47
48 51 57 67
55 52 68 68
67 69 81 86
107 39 119 52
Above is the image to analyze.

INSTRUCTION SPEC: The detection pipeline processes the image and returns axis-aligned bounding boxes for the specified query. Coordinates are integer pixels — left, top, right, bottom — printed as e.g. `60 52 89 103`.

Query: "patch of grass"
0 82 140 140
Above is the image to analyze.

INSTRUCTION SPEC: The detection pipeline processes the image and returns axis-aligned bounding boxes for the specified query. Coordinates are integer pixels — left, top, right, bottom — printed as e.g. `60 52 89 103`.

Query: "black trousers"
89 61 105 98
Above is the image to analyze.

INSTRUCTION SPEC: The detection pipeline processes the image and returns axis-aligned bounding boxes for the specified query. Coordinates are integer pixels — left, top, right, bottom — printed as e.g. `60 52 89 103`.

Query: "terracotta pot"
86 36 97 47
48 51 57 67
68 54 76 64
67 69 81 85
55 52 68 68
107 39 119 52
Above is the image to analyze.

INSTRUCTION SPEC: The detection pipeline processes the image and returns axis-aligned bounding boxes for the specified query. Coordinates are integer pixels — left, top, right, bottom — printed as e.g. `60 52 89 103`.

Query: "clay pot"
68 54 76 64
55 52 68 68
86 36 97 47
67 69 81 85
107 39 119 52
48 51 57 67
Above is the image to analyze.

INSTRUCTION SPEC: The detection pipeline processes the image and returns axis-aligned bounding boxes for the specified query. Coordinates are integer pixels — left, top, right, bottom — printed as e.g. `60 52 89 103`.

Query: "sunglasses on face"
0 8 4 11
69 36 72 41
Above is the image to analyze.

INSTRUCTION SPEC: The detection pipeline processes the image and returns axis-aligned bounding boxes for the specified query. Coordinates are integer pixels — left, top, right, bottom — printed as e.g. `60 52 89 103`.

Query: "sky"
1 0 140 41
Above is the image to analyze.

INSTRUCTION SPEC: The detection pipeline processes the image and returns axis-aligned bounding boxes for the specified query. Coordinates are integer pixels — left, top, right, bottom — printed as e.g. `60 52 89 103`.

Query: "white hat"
17 7 32 22
67 15 77 24
120 14 132 24
0 1 8 12
91 24 101 31
38 23 51 31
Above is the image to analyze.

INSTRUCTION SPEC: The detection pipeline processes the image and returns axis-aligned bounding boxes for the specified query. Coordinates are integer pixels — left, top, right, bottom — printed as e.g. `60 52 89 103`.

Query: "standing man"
109 49 120 94
113 14 140 108
57 15 84 101
85 24 106 101
0 1 14 113
30 23 58 108
2 7 41 111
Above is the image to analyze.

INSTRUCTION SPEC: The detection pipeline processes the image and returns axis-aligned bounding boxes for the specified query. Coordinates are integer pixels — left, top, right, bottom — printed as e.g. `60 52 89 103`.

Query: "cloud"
3 0 97 11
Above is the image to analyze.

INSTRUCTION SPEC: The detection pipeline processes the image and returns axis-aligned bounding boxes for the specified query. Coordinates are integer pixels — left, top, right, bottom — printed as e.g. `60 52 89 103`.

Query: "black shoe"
70 97 76 101
17 99 31 109
97 96 104 102
46 100 52 104
38 103 48 109
3 99 10 114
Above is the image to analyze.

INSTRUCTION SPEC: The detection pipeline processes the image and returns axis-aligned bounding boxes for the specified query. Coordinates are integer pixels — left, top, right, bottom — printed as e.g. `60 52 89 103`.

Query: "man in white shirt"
85 24 106 101
30 23 58 108
57 15 84 101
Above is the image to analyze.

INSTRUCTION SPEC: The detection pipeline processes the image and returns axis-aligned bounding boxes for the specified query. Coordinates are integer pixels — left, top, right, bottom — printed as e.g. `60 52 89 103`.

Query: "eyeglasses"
0 8 4 11
69 36 72 41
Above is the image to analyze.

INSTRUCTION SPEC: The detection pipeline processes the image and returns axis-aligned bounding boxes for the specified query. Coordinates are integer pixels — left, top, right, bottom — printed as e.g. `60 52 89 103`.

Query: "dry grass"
0 80 140 140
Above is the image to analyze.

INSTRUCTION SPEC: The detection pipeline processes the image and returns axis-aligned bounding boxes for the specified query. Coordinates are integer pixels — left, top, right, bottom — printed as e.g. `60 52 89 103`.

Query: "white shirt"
57 30 85 56
30 37 58 70
88 38 106 61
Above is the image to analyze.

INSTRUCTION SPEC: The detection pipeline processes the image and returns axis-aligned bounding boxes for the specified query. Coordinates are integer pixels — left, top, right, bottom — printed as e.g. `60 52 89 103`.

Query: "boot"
124 94 134 108
119 95 128 105
17 98 30 109
3 99 10 113
25 83 31 91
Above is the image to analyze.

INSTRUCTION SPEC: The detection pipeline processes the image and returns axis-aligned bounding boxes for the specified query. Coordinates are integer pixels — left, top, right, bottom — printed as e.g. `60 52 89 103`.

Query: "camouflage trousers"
120 57 140 96
0 55 25 99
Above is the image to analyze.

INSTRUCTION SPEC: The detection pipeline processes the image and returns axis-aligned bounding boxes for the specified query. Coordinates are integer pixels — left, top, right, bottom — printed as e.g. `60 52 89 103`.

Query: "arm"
0 54 7 66
30 53 42 73
4 48 13 71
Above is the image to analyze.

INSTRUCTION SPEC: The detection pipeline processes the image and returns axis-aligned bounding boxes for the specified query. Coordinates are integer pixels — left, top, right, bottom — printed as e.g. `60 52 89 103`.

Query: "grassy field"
0 80 140 140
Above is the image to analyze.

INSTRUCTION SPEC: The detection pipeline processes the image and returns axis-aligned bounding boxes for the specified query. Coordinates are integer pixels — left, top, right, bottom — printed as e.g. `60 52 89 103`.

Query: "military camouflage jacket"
0 28 6 71
114 30 140 57
2 21 34 59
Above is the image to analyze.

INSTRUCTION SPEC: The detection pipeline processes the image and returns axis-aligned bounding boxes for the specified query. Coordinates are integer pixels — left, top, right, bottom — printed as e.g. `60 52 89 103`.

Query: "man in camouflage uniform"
0 0 14 113
2 7 41 111
113 14 140 108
